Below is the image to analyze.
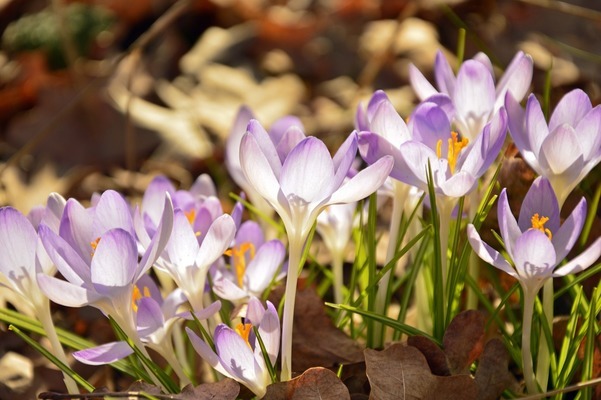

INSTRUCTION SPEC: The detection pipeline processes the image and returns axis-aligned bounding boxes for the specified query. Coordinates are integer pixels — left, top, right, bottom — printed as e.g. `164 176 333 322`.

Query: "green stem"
331 250 345 306
36 302 79 394
522 288 539 394
373 183 407 347
466 190 481 310
536 280 552 391
280 232 305 381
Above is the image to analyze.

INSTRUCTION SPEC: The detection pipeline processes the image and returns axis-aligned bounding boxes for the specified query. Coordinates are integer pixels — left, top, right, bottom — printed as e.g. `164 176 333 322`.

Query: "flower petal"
240 132 282 209
574 105 601 162
141 176 176 229
512 230 557 288
245 240 286 295
409 63 438 100
36 274 99 307
136 297 165 337
369 100 411 148
539 124 583 175
213 326 259 385
453 60 495 140
39 224 90 285
548 89 592 132
467 224 516 279
328 155 393 204
434 50 455 96
553 237 601 277
0 207 37 280
92 190 135 238
59 199 94 263
73 341 133 365
552 197 587 262
138 194 174 280
494 51 533 110
247 119 282 176
280 137 335 203
497 189 521 259
258 300 280 366
91 228 137 295
226 106 255 189
195 214 236 269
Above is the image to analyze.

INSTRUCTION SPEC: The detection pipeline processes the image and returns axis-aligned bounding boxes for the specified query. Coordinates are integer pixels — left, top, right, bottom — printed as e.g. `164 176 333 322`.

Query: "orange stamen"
436 131 469 173
224 242 256 287
90 237 101 256
235 323 253 347
185 209 197 225
131 286 151 313
531 213 553 239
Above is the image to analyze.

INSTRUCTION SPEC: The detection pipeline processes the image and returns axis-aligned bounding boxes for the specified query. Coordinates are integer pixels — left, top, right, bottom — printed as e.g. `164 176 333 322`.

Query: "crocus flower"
467 177 601 393
158 209 236 313
410 50 532 141
0 199 79 393
226 106 306 225
240 120 393 380
212 220 286 303
506 89 601 207
186 297 280 398
37 194 174 340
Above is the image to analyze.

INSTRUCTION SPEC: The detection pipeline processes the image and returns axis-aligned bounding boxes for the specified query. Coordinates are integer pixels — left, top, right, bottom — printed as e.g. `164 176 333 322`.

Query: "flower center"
131 285 151 312
235 322 253 347
436 131 469 173
89 237 101 256
530 213 552 240
224 242 256 287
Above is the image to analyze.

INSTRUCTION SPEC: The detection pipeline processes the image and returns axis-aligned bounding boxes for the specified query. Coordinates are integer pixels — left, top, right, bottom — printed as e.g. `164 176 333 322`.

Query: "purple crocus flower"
158 208 236 312
467 177 601 393
36 194 174 339
240 120 393 380
410 50 532 141
359 99 507 199
226 107 307 222
186 297 280 398
212 221 286 303
506 89 601 207
468 176 601 295
240 120 393 243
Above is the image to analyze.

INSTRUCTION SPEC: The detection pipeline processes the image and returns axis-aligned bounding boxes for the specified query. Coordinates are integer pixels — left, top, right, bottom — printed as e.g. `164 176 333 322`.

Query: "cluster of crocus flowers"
1 48 601 399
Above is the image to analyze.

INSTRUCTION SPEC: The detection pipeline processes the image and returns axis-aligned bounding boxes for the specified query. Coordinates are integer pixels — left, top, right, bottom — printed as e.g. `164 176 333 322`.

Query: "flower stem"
36 302 79 394
373 184 407 346
466 190 480 310
280 232 305 381
521 288 539 394
536 280 552 391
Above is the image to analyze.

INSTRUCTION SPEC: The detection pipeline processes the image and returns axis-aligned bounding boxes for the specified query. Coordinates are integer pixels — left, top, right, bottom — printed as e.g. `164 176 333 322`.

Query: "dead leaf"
179 378 240 400
269 284 364 373
407 335 450 376
264 367 350 400
364 343 477 400
474 338 518 400
442 310 486 375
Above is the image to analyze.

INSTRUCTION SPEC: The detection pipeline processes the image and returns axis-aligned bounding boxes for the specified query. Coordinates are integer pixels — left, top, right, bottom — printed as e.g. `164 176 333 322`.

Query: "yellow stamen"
531 213 553 239
224 242 256 288
235 323 253 347
436 131 469 174
185 209 197 225
131 285 151 313
90 237 101 256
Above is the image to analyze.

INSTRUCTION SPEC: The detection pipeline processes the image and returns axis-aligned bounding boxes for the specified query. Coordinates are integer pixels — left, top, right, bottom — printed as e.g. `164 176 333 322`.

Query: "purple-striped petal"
280 137 335 203
36 274 99 307
138 194 174 279
136 297 165 337
0 207 37 279
39 224 90 285
467 224 517 279
548 89 592 132
497 190 521 259
539 124 582 175
494 51 533 111
409 63 438 101
92 191 135 238
513 230 557 287
245 240 286 295
240 132 282 208
246 120 282 177
434 50 455 96
73 341 133 365
552 197 587 262
518 177 560 233
91 228 137 295
328 155 393 204
195 214 236 269
369 100 411 148
553 237 601 277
